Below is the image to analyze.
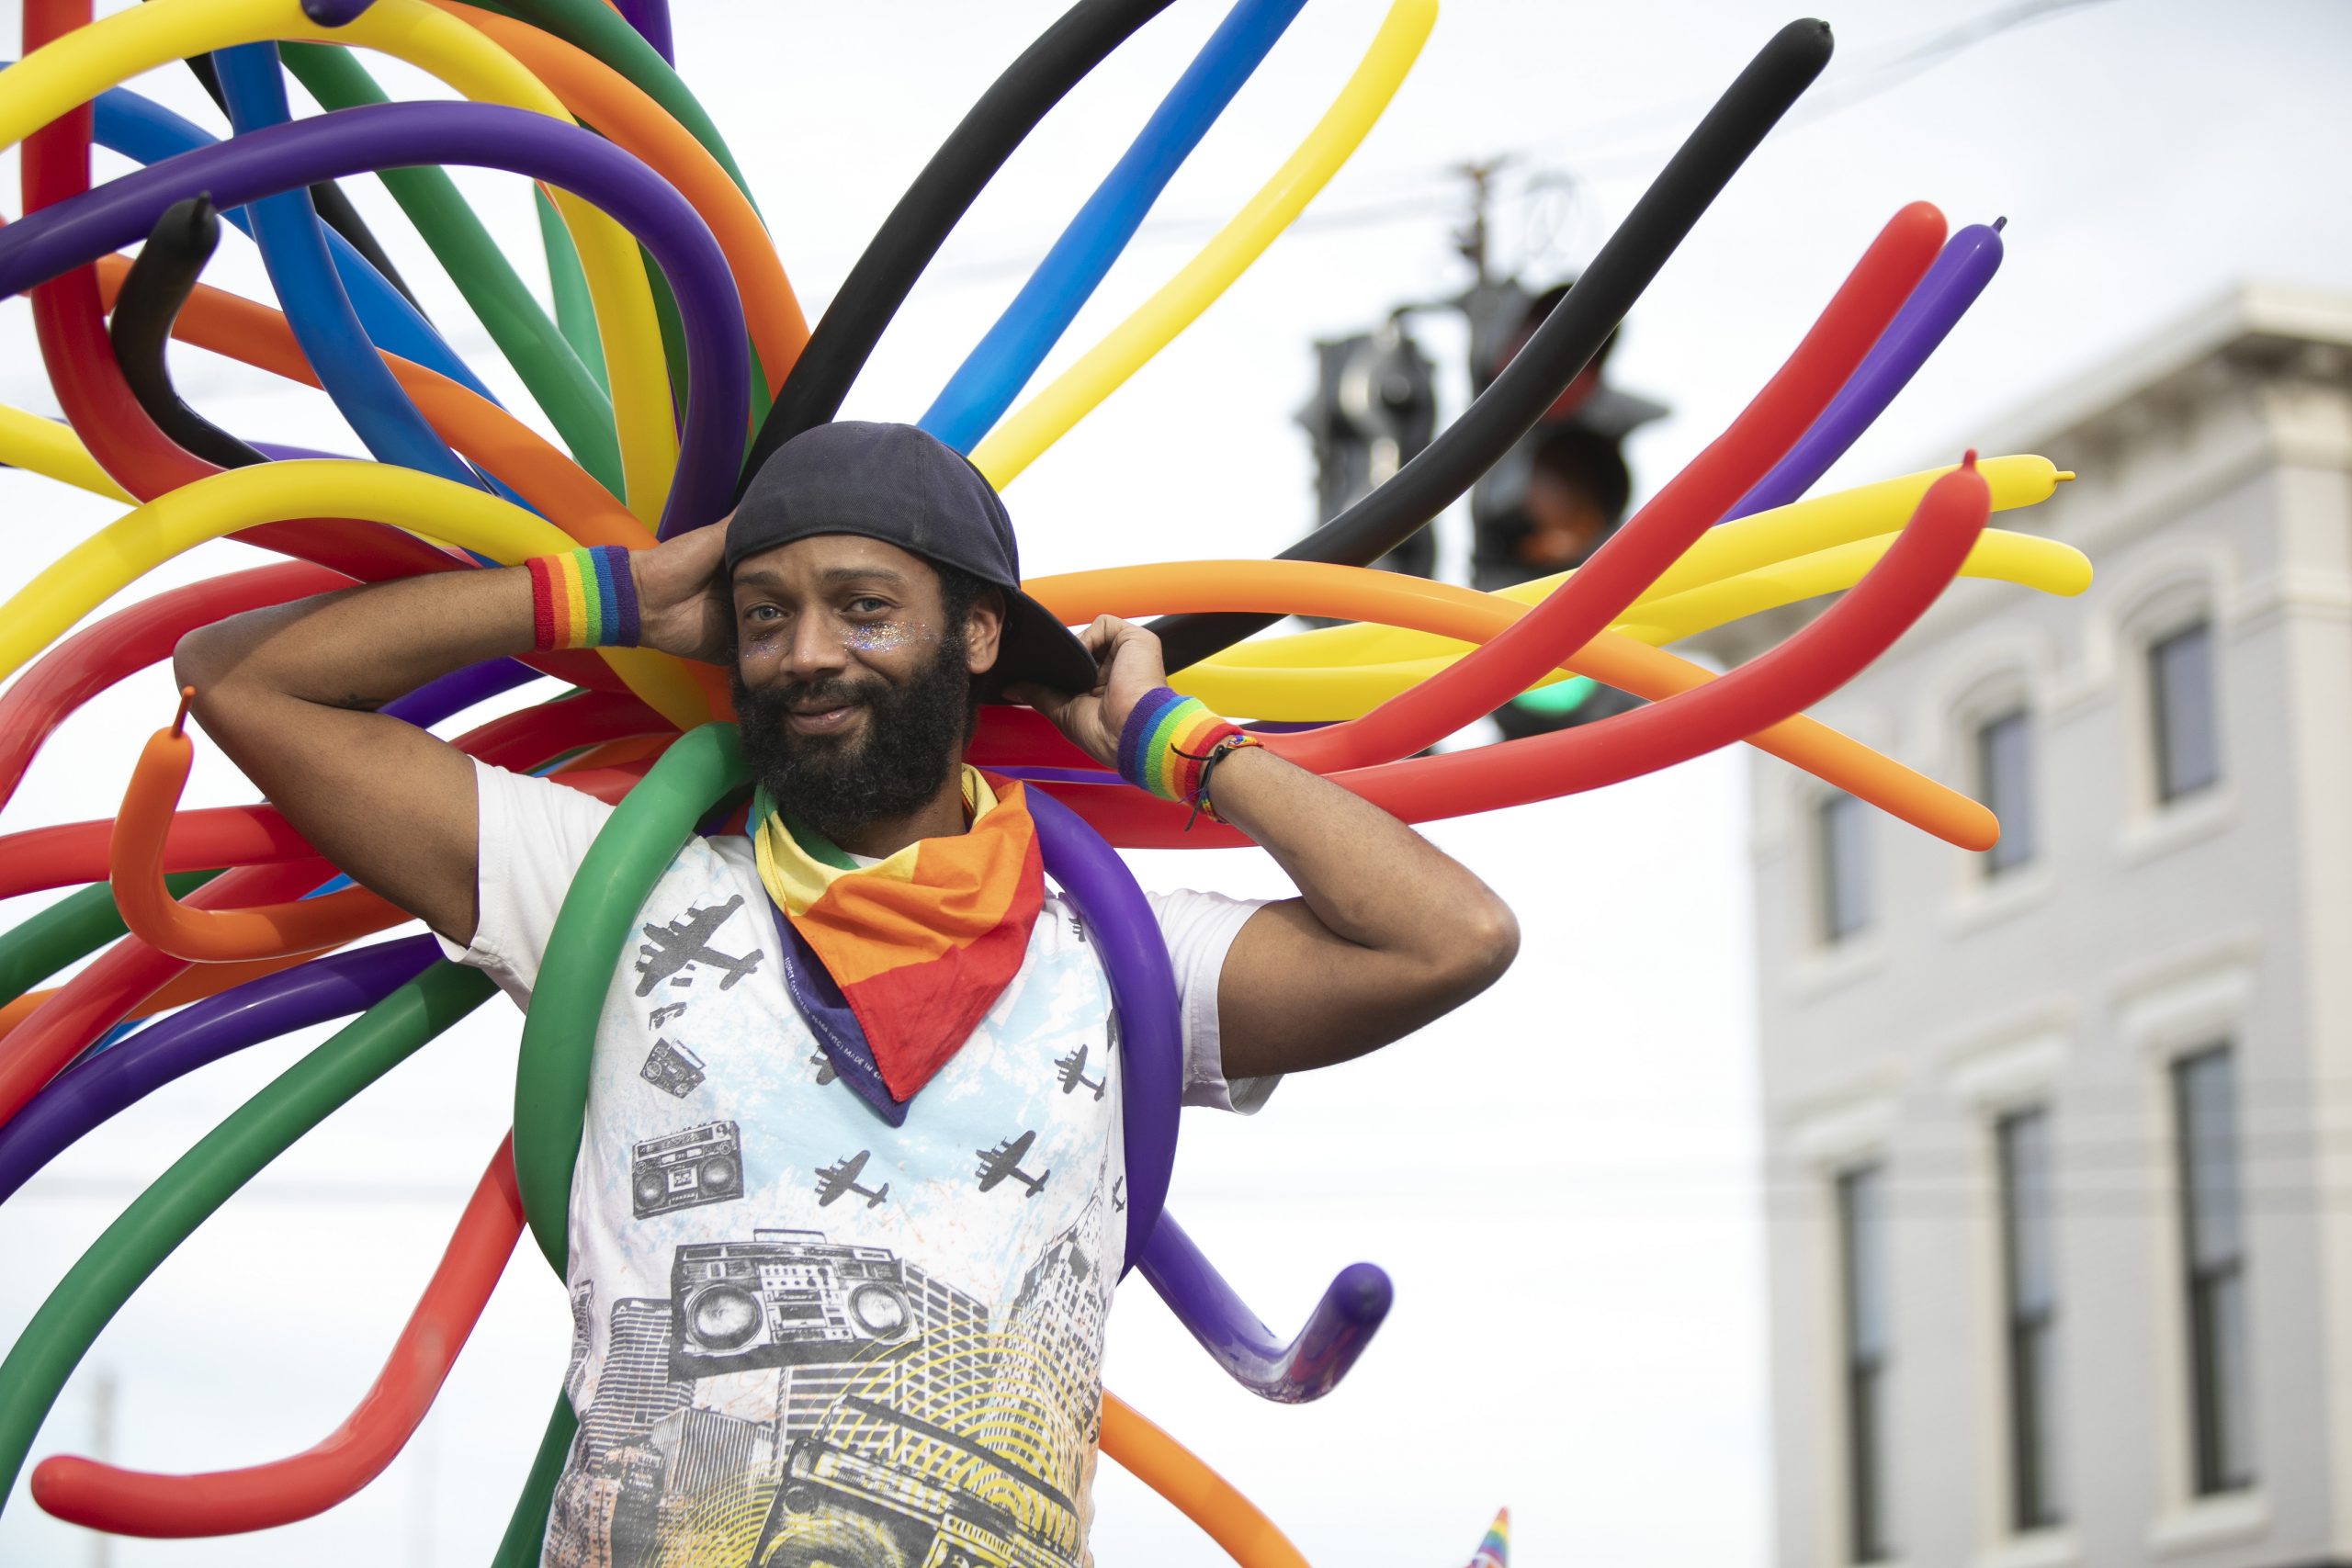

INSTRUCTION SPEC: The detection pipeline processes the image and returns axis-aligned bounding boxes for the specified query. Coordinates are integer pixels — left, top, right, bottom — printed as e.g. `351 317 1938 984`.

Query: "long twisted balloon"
0 4 2091 1562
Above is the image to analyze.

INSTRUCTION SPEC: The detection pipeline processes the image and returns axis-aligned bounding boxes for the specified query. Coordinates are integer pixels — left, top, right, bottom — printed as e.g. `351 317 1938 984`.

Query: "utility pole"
1452 157 1508 290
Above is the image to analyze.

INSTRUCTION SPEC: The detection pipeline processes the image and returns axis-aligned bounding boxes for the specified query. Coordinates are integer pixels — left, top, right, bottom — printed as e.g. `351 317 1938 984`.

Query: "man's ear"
963 587 1007 679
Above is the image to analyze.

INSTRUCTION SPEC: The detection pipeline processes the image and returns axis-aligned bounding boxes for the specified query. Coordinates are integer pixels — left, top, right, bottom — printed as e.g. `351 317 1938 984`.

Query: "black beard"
732 632 973 844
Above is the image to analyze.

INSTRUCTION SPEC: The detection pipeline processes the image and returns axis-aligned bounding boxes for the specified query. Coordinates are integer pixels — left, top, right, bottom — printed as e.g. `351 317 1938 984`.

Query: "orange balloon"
1026 559 1997 850
110 720 407 964
91 259 647 549
0 952 304 1042
433 0 810 394
1098 1393 1311 1568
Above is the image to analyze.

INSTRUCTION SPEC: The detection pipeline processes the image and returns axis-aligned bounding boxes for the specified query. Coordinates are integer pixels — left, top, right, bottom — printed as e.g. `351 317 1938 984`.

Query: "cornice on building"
1684 283 2352 671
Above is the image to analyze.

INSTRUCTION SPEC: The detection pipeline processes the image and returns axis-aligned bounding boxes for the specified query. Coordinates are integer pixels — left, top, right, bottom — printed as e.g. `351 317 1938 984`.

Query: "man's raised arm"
1009 616 1521 1083
172 527 729 947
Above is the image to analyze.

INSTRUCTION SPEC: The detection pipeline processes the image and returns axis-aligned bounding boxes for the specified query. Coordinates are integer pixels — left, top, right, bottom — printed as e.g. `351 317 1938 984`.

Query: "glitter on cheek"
842 621 929 655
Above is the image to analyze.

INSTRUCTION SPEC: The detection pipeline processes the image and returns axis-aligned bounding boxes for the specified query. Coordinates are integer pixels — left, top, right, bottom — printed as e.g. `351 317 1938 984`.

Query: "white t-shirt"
439 761 1267 1568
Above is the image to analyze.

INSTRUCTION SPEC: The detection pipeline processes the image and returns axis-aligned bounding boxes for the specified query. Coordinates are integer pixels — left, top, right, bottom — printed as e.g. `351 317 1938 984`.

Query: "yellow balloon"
1202 454 2071 671
0 461 707 728
1170 527 2091 717
970 0 1436 488
0 404 134 503
1621 527 2089 645
0 0 672 518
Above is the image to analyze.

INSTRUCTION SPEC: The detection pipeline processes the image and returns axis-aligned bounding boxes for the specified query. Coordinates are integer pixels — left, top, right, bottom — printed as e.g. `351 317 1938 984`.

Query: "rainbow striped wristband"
1116 687 1258 824
526 546 641 649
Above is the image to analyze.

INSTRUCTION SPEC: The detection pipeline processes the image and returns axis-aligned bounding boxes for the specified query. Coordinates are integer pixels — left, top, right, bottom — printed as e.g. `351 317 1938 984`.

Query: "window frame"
1815 792 1872 947
1838 1164 1894 1563
1996 1108 2064 1531
2149 619 2222 805
1974 706 2037 877
2173 1043 2255 1496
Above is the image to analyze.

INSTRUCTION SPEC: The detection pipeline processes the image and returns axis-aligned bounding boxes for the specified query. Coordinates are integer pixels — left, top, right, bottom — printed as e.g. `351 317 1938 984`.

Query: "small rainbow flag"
1464 1506 1510 1568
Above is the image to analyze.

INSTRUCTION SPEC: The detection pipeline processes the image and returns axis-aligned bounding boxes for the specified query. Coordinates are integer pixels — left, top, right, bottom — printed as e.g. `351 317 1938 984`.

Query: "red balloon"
0 564 345 816
0 690 668 901
32 1135 525 1535
1273 201 1948 774
1039 456 1992 847
17 0 467 585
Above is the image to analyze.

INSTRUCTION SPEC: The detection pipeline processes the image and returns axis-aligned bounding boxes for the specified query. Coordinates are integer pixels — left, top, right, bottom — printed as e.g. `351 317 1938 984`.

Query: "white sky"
1 0 2349 1562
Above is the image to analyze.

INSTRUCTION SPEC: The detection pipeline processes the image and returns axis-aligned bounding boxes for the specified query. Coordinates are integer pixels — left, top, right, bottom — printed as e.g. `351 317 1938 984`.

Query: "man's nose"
779 612 851 680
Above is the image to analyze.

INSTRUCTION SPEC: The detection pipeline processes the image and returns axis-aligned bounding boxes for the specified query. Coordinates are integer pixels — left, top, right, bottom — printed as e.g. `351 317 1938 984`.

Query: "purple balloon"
382 659 540 728
1724 220 2005 521
247 439 359 462
1136 1213 1392 1403
610 0 676 63
1024 785 1179 1266
1027 786 1385 1396
301 0 379 24
0 101 748 539
0 938 437 1202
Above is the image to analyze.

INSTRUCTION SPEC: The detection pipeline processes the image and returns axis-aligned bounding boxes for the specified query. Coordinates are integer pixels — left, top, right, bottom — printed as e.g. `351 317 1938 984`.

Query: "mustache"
749 675 888 711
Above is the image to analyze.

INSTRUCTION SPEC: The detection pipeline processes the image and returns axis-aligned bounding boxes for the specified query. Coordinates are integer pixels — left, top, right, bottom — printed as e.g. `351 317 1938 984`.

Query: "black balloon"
1150 17 1838 671
737 0 1178 495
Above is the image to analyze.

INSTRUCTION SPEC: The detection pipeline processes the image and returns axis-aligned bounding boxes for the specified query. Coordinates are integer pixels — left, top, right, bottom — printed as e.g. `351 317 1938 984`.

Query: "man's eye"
847 597 889 615
744 605 781 624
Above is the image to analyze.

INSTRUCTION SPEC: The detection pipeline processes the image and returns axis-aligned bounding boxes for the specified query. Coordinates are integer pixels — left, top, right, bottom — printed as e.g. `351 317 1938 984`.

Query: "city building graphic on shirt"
543 1197 1114 1568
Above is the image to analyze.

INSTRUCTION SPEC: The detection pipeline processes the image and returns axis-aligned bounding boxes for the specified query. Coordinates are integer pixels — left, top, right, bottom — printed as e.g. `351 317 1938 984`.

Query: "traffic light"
1298 321 1439 578
1464 279 1667 736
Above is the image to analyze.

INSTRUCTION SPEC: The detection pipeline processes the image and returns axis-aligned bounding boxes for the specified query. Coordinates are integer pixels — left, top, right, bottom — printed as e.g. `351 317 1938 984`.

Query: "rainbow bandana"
752 767 1045 1110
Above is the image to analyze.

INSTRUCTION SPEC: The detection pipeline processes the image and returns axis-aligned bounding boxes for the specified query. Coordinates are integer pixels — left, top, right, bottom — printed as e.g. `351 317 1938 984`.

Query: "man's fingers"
1006 682 1069 723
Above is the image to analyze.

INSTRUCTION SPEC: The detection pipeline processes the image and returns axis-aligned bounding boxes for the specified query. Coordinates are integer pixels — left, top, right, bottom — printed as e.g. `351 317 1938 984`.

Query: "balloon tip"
1962 448 1979 470
2054 469 2077 482
1992 215 2008 231
173 685 196 739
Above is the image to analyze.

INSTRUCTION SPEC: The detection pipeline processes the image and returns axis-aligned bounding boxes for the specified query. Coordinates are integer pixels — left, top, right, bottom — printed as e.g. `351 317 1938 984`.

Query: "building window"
2175 1046 2254 1494
2150 622 2219 802
1817 794 1871 943
1976 708 2035 875
1839 1166 1893 1562
1998 1110 2064 1529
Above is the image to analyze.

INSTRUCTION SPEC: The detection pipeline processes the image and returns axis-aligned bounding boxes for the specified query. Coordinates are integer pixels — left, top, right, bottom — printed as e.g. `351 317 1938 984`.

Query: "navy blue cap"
726 422 1096 700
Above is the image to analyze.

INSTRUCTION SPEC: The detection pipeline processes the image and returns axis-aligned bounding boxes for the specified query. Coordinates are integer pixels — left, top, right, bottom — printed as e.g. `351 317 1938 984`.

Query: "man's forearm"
176 565 537 709
1204 745 1510 960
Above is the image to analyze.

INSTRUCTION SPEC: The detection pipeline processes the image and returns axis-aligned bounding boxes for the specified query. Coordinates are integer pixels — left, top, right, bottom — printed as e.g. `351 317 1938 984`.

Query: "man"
176 422 1516 1565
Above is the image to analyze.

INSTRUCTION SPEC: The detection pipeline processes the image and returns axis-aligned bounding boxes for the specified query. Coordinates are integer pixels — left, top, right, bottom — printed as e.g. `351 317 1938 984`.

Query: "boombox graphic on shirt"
668 1228 923 1378
629 1119 743 1219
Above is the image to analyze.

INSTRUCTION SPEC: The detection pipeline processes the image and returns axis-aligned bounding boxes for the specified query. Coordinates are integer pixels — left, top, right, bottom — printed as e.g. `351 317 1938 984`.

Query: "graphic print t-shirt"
440 761 1270 1568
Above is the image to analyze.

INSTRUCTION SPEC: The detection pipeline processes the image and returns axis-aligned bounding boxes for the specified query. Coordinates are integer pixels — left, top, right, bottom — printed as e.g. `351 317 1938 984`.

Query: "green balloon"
0 872 219 1011
512 724 745 1270
0 963 495 1509
493 1393 580 1566
468 0 761 208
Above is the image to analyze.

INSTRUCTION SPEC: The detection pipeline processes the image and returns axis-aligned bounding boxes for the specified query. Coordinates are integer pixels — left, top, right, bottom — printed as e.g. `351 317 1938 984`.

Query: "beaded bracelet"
1116 687 1260 827
526 545 641 650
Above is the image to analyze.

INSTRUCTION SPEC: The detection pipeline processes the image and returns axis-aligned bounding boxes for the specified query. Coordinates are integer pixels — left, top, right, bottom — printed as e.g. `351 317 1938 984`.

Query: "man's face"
729 535 1001 840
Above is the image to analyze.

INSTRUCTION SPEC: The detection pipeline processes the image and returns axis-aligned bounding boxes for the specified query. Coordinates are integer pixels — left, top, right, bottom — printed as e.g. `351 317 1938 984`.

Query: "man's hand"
1005 615 1167 767
631 521 734 665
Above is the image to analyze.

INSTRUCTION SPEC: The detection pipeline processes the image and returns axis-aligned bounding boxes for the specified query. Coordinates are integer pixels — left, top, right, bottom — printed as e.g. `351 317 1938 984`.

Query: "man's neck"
826 767 970 860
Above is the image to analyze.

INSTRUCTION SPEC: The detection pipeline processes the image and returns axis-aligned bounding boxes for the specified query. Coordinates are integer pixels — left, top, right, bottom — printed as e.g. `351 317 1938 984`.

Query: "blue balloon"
211 43 480 487
67 73 505 407
920 0 1308 452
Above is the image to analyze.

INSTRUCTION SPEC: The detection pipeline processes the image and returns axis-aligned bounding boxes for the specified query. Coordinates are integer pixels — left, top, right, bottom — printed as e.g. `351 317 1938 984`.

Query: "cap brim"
977 588 1100 704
